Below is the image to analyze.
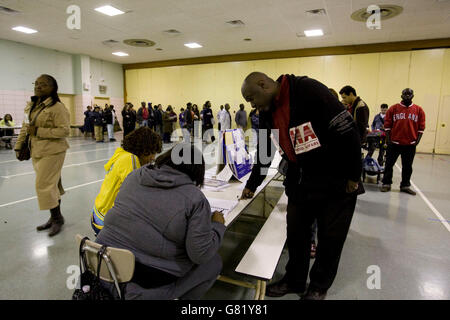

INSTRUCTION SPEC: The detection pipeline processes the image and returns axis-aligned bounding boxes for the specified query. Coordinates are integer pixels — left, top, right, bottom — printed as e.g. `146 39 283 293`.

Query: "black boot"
36 217 53 231
48 203 64 237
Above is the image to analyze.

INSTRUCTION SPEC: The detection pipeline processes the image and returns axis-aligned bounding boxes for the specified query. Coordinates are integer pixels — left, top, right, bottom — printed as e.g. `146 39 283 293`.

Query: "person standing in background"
235 103 248 132
154 104 163 139
367 104 389 165
339 86 370 145
381 89 425 195
122 104 134 138
104 105 116 142
202 101 215 143
184 103 194 139
93 106 104 143
147 103 156 131
83 106 94 138
179 107 186 129
14 74 70 237
221 104 232 131
138 102 151 128
162 105 177 143
217 105 225 132
192 104 200 139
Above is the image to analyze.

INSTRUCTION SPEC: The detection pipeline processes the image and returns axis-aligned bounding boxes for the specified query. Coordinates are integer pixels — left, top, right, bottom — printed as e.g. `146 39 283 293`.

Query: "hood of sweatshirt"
137 164 194 189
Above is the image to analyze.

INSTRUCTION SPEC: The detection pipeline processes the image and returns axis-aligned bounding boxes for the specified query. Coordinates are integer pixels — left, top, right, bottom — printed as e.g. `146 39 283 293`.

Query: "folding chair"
75 234 135 300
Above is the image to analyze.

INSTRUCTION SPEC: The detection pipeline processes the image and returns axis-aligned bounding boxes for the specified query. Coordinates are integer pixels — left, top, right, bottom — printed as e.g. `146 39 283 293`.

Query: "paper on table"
208 197 238 217
216 165 233 182
203 178 230 191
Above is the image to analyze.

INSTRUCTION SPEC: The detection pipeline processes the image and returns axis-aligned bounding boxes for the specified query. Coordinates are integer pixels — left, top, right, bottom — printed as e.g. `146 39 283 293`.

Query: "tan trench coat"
15 97 70 210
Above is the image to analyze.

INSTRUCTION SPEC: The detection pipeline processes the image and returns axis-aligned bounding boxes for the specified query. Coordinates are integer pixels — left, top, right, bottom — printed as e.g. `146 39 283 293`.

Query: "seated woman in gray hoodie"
96 144 226 300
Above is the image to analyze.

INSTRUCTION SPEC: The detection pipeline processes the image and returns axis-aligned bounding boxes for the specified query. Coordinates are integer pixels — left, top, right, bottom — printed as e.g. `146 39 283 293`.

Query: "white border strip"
395 164 450 233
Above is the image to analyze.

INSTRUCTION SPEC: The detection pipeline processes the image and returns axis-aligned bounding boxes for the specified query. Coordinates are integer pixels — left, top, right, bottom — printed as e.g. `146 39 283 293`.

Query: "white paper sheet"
216 165 233 182
208 197 239 217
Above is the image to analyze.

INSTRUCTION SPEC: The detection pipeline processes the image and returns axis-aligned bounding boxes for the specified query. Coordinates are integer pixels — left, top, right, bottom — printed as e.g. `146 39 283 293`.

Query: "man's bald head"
241 72 278 112
401 88 414 105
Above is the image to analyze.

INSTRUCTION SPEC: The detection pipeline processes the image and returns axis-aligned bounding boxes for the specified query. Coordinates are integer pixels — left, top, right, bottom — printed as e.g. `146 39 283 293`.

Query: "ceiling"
0 0 449 64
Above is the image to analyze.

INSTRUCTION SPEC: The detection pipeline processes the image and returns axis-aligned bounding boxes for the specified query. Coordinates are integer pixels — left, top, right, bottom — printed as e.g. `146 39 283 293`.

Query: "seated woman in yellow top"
91 126 162 235
0 114 16 149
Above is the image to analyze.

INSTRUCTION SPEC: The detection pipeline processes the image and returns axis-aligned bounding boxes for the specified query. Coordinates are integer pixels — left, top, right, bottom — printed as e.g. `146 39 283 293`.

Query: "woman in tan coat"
14 74 70 237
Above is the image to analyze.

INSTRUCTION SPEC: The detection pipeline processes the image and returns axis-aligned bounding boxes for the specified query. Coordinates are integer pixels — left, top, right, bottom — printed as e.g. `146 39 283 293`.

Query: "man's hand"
27 125 37 136
211 211 225 224
346 180 359 193
240 188 254 200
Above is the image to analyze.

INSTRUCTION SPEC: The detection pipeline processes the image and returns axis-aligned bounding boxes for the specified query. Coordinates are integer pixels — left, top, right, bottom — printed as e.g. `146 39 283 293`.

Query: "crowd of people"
82 100 257 145
13 72 425 300
83 104 117 142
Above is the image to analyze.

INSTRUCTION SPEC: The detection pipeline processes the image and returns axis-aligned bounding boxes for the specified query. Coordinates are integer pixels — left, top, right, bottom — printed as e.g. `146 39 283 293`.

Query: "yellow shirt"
0 119 15 127
92 147 140 231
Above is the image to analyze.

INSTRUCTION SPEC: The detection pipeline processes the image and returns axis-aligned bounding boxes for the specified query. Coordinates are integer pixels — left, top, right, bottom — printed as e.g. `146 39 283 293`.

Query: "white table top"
202 151 282 227
235 192 288 280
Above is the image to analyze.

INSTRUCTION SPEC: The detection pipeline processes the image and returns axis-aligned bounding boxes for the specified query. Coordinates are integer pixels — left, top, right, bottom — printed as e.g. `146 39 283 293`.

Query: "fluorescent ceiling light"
304 29 324 37
95 5 124 16
184 42 202 48
12 26 37 34
112 52 129 57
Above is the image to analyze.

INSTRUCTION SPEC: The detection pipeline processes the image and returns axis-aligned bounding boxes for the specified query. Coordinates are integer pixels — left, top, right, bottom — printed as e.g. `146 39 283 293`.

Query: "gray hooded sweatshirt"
96 164 226 277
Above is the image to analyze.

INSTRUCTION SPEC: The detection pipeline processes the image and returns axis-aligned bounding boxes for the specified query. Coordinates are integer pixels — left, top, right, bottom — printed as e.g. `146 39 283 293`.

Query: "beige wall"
125 48 450 154
59 94 75 125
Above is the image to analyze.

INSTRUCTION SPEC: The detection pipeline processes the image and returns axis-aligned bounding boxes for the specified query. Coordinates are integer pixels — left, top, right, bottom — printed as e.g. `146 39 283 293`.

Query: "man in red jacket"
381 88 425 195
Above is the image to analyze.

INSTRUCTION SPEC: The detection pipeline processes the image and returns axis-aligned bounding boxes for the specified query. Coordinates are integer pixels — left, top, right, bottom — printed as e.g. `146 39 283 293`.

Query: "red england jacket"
384 103 425 145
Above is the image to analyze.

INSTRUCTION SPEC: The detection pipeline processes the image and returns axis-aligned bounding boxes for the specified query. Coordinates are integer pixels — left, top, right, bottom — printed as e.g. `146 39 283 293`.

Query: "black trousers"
382 144 416 187
285 191 357 290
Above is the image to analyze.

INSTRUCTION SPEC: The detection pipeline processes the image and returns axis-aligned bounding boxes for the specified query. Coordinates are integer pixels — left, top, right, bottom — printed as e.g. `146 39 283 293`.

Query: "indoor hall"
0 0 449 301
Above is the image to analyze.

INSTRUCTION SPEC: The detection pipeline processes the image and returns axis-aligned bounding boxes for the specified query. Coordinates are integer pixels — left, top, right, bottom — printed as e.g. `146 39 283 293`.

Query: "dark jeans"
382 144 416 187
285 191 357 290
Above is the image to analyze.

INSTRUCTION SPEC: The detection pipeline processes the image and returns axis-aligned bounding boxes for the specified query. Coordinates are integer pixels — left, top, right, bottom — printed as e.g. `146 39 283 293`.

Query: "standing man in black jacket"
339 85 370 145
241 72 362 300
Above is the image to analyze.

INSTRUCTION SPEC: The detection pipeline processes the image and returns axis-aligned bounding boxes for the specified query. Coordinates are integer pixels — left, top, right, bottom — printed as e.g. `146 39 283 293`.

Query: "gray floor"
0 135 448 300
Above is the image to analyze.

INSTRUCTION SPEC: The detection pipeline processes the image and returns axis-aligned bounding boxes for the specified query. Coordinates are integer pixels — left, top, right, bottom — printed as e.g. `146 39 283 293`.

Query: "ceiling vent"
305 9 327 17
0 5 20 14
123 39 156 47
164 29 181 35
226 20 245 27
102 39 119 47
351 5 403 22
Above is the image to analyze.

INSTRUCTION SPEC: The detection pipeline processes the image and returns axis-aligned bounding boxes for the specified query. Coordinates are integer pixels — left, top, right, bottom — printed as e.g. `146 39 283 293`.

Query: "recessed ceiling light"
112 52 129 57
184 42 202 49
95 5 125 16
12 26 37 34
304 29 324 37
